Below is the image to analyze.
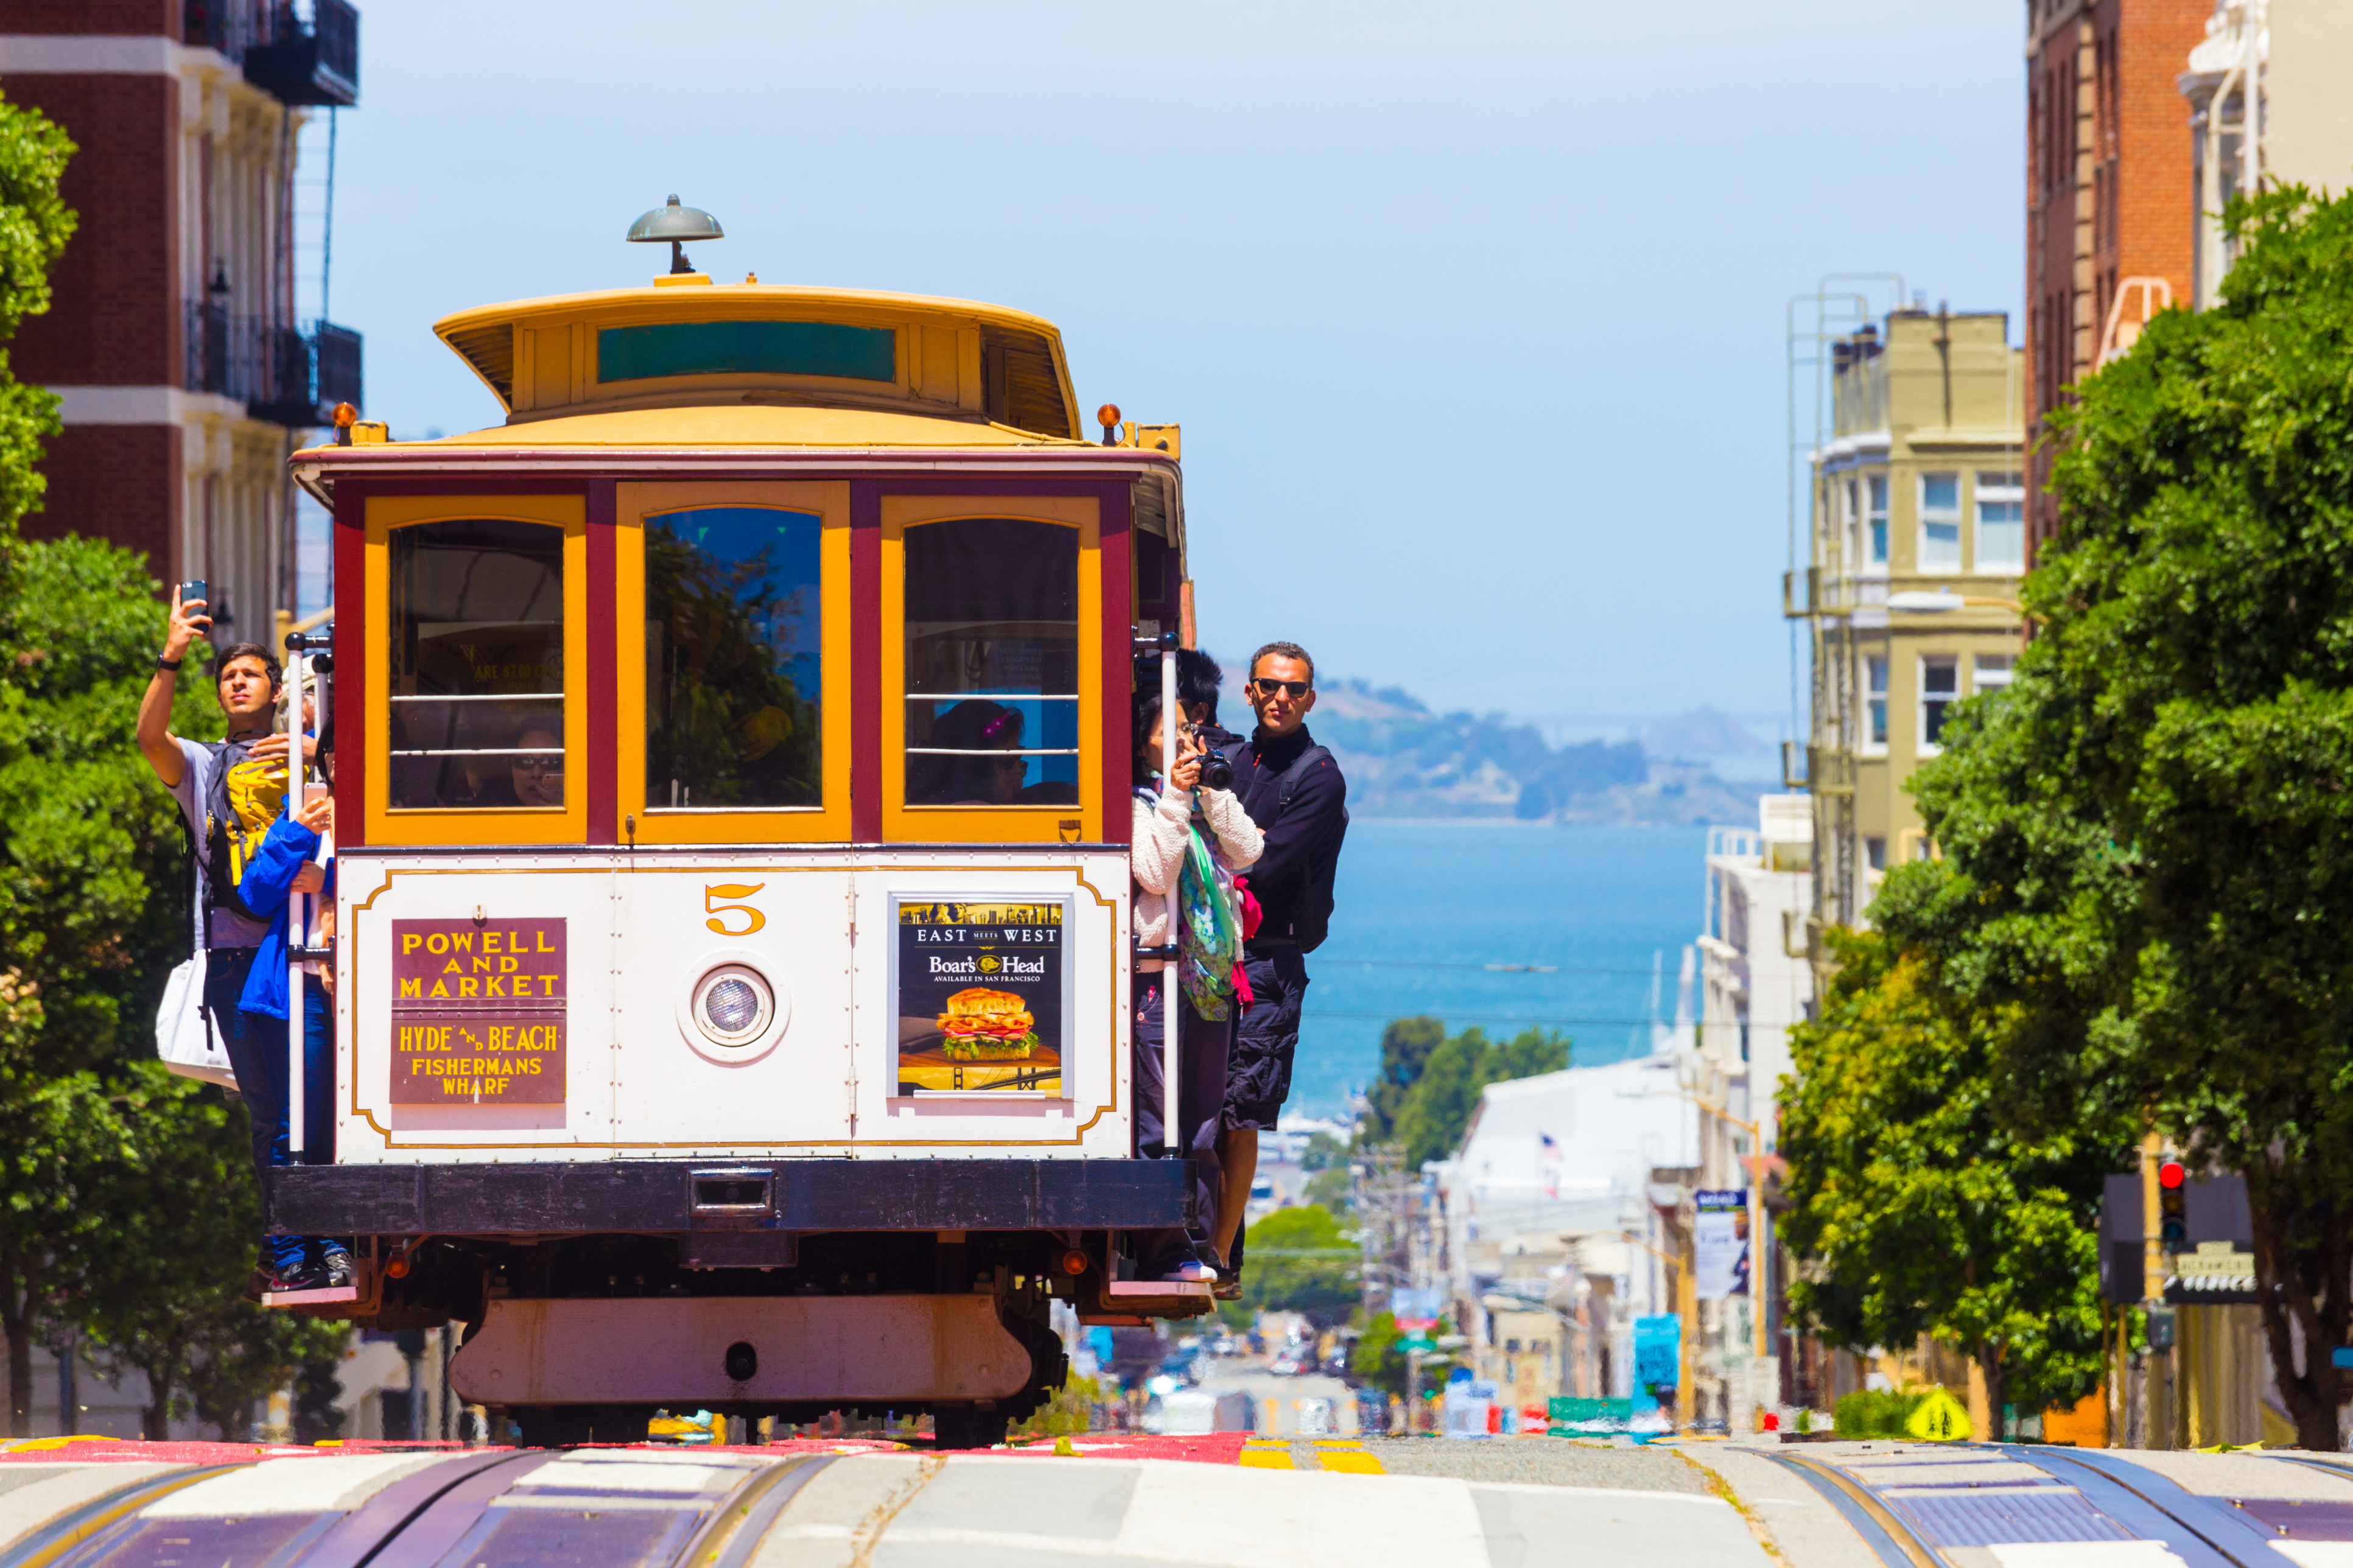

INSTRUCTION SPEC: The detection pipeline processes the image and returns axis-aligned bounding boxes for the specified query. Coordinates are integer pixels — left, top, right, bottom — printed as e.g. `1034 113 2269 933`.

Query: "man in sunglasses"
1208 642 1348 1298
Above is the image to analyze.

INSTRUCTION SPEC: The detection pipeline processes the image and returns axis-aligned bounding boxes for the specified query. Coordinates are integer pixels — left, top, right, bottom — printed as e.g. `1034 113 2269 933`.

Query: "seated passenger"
509 728 564 807
908 699 1028 805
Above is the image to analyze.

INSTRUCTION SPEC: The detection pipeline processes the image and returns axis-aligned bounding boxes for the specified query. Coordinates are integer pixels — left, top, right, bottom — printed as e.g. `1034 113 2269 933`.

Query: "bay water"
1281 822 1712 1121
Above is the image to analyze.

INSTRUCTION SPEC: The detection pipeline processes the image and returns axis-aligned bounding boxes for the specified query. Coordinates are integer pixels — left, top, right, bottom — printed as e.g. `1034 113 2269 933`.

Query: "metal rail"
1759 1451 1946 1568
2005 1446 2269 1568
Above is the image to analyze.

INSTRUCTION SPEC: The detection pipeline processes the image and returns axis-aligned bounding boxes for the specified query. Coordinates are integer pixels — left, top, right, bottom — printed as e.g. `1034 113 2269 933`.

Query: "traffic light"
2159 1159 2187 1249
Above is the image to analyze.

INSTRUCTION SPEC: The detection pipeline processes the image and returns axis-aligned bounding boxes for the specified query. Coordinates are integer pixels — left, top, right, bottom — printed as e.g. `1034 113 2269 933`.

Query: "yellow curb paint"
1316 1452 1386 1474
5 1436 115 1452
1238 1450 1294 1469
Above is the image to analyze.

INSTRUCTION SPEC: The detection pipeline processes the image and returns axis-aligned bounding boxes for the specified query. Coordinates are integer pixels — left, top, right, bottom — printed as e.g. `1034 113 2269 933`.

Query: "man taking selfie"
1212 641 1348 1298
138 586 346 1292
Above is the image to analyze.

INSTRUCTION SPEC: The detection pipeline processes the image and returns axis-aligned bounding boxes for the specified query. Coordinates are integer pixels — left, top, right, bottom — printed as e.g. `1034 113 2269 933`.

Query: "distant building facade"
1 1 360 640
2024 0 2209 558
1434 1056 1699 1414
1797 309 2026 942
2182 0 2353 309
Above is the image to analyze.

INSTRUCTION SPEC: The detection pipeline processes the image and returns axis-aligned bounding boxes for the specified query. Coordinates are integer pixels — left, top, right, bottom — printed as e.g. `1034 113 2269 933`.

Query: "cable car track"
1761 1441 2353 1568
0 1449 834 1568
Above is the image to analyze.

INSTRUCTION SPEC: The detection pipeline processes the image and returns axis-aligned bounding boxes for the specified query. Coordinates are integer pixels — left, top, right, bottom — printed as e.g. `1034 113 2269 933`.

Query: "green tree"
1778 931 2111 1421
189 1311 349 1442
1237 1204 1358 1324
1884 185 2353 1448
0 534 225 1432
1390 1025 1568 1169
79 1065 278 1439
1360 1017 1444 1145
1350 1310 1453 1398
0 102 324 1441
0 1067 134 1434
0 92 75 546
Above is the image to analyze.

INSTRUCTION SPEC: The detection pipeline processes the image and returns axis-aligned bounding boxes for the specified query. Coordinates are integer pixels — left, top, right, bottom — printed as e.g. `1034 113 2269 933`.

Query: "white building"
1697 794 1815 1149
1434 1053 1700 1409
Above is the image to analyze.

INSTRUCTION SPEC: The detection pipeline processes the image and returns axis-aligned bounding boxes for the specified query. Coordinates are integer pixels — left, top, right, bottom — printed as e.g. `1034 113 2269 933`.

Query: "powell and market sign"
388 917 566 1104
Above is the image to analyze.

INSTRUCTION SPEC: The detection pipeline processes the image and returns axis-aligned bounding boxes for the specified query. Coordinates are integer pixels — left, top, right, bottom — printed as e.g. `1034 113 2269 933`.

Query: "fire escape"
180 1 363 427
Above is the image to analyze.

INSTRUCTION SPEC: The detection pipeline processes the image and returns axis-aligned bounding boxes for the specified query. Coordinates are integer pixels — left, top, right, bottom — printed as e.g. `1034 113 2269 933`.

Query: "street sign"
1695 1189 1751 1301
1905 1387 1971 1442
2165 1241 2259 1305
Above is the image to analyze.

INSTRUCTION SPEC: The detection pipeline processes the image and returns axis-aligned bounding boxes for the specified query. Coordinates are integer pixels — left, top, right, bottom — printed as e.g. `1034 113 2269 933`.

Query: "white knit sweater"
1132 785 1264 971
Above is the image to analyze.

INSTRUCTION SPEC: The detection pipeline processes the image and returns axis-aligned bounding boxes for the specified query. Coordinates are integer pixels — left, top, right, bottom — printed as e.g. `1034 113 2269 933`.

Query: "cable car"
270 202 1205 1447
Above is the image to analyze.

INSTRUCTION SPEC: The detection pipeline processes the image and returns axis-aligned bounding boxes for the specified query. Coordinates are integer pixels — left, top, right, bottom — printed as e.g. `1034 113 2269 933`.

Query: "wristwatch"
155 654 181 671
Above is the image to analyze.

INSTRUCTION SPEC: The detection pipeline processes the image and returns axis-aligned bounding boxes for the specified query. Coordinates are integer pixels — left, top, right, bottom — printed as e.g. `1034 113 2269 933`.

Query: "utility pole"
1676 1215 1699 1430
2137 1128 2173 1450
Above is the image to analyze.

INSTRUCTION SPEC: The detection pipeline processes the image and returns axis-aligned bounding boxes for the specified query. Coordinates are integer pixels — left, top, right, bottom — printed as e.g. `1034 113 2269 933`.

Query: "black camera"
1187 723 1242 791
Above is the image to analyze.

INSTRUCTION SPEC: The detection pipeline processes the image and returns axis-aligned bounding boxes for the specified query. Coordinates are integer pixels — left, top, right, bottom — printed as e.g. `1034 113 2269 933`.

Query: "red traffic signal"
2159 1160 2186 1190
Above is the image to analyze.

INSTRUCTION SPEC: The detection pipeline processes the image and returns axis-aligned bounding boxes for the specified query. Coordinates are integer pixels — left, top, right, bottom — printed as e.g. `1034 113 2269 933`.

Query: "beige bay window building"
1789 308 2025 965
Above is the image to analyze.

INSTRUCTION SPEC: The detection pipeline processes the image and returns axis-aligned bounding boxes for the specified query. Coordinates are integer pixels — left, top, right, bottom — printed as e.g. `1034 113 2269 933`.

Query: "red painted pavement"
991 1433 1250 1465
2 1433 1250 1465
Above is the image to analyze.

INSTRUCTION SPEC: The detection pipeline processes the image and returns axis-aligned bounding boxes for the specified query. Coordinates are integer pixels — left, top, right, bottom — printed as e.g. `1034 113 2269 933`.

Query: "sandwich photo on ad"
936 987 1037 1060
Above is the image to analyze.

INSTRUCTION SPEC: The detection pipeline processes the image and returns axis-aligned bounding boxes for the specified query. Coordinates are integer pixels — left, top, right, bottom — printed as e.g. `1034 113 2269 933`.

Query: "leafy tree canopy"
1389 1024 1568 1169
1350 1309 1454 1398
1871 184 2353 1447
1778 930 2110 1418
1235 1203 1357 1325
0 93 75 542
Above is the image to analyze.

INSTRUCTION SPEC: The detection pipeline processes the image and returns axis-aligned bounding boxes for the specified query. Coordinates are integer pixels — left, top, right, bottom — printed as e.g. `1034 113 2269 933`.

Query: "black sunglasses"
1250 677 1311 699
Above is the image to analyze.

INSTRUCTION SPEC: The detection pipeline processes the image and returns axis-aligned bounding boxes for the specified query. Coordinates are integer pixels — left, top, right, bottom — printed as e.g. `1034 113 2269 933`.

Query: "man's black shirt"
1227 723 1347 950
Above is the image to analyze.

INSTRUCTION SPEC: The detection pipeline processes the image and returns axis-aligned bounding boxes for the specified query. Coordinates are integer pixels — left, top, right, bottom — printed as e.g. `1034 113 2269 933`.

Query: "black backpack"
1229 741 1349 953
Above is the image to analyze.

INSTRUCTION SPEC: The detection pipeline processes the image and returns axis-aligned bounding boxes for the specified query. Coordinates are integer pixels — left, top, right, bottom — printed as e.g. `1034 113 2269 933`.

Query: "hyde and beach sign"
389 917 566 1104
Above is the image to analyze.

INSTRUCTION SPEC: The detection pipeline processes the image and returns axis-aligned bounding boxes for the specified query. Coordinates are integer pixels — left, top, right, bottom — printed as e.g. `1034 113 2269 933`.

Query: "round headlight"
706 978 760 1033
693 965 773 1047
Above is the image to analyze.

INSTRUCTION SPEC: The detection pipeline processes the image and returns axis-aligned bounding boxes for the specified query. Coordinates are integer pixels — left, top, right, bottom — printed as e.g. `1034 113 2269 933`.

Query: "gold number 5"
706 883 766 936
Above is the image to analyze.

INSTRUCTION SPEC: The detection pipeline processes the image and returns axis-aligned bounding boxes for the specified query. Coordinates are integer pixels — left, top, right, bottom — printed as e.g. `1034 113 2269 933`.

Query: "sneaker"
264 1260 330 1293
1213 1266 1244 1302
315 1242 354 1288
1157 1260 1219 1284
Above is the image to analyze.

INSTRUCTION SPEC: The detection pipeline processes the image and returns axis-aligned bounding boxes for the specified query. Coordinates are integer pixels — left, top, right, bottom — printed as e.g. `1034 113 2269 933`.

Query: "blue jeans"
205 948 333 1271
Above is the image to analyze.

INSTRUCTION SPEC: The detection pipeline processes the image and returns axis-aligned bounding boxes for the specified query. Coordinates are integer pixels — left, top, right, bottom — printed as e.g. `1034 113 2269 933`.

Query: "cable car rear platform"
264 1158 1190 1238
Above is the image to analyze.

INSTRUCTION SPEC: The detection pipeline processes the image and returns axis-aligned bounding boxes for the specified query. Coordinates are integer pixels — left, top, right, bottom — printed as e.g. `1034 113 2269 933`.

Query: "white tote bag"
156 859 237 1090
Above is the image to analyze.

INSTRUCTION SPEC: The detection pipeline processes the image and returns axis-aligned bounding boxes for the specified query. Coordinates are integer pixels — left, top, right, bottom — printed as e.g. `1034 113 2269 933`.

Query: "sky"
315 0 2027 747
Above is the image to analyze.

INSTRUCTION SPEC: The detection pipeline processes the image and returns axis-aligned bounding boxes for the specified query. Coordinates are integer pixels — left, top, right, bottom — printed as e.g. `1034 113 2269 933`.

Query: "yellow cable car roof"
421 279 1086 441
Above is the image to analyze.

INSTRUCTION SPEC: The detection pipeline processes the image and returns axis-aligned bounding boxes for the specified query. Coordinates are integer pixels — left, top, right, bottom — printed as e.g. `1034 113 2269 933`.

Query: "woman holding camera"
1131 688 1262 1283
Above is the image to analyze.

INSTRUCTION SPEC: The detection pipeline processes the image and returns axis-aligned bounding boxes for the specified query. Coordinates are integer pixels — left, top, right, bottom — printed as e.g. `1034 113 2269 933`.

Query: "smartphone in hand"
178 579 211 630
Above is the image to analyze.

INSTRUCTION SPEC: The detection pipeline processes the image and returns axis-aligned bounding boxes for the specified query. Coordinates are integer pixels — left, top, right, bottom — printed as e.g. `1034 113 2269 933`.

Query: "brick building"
2022 0 2208 556
0 1 359 640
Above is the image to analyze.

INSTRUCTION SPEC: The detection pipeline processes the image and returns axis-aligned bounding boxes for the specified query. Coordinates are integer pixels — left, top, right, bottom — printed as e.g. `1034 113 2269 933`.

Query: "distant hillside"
1298 679 1767 826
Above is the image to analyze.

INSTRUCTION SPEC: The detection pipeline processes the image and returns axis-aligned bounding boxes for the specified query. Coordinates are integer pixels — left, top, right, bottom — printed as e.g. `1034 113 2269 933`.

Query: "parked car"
1152 1388 1255 1435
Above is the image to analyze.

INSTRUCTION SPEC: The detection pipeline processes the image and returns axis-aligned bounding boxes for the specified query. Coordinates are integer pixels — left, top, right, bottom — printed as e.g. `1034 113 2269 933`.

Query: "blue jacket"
235 813 329 1020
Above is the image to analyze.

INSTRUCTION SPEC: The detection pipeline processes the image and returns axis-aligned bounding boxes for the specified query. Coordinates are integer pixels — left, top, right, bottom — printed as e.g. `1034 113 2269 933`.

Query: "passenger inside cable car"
905 516 1081 808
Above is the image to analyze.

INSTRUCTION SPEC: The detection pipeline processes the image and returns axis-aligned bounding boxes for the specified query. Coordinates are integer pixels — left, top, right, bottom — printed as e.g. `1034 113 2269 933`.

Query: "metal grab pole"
1162 646 1179 1158
286 643 305 1159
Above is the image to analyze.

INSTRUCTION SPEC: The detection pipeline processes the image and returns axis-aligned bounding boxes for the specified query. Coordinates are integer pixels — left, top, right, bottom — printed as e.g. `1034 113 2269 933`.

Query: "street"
20 1430 2353 1566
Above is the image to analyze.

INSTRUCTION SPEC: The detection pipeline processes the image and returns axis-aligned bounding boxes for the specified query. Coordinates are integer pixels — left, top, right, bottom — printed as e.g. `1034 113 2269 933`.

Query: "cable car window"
645 506 823 810
904 517 1079 807
387 518 564 810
